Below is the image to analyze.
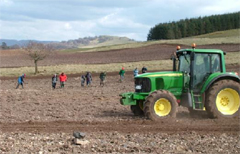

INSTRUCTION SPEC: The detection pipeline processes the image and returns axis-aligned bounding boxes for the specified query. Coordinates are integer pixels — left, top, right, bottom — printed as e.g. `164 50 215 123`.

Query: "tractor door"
193 53 221 92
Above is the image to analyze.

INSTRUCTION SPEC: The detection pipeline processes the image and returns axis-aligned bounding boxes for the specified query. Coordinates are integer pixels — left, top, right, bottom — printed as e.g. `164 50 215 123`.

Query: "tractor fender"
201 73 240 93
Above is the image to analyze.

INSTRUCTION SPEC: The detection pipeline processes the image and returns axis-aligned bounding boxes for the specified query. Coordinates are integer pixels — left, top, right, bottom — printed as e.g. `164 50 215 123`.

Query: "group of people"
16 72 68 89
80 72 92 87
52 72 67 89
118 66 148 82
16 66 148 89
133 66 147 77
15 72 68 89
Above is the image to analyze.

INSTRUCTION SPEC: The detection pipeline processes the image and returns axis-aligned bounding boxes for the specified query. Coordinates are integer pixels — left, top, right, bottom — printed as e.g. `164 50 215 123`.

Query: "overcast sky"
0 0 239 41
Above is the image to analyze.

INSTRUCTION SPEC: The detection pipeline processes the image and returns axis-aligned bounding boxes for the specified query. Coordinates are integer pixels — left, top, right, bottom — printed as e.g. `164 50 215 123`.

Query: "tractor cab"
173 44 226 109
175 44 223 92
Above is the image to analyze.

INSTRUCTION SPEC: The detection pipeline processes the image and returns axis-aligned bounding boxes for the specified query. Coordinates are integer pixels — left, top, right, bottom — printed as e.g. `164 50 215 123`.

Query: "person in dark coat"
99 72 106 86
142 66 148 73
81 75 86 87
52 74 58 89
85 72 92 86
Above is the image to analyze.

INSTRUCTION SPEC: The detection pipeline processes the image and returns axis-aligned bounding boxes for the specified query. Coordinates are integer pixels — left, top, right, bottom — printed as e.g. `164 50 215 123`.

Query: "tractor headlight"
135 85 142 90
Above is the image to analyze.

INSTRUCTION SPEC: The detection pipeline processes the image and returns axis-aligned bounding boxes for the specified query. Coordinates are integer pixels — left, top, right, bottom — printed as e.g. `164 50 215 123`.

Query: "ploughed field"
0 44 239 68
0 44 240 153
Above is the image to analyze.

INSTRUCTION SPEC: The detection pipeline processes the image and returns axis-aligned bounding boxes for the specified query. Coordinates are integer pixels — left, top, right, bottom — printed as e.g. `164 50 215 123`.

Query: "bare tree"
24 41 53 74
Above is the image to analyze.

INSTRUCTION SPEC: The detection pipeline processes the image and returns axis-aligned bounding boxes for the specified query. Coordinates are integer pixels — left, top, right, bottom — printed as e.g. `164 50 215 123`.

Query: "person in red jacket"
59 72 67 88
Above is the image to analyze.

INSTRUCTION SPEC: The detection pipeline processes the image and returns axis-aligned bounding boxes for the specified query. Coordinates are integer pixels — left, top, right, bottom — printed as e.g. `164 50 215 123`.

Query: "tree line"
147 12 240 40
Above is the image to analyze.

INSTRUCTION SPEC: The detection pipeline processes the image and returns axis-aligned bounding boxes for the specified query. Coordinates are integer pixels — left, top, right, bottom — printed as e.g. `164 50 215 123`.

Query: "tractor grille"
135 78 151 92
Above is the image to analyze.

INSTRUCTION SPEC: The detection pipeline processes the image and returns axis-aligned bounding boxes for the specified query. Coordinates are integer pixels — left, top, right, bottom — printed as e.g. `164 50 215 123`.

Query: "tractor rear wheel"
205 80 240 118
143 90 178 121
130 101 144 116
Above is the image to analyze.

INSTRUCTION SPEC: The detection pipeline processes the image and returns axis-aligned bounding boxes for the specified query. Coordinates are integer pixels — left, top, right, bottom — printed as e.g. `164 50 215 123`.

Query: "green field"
193 29 240 38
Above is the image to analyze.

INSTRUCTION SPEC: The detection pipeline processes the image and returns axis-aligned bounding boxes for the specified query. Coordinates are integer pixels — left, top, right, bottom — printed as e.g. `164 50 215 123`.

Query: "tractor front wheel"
205 80 240 118
130 101 144 116
144 90 178 121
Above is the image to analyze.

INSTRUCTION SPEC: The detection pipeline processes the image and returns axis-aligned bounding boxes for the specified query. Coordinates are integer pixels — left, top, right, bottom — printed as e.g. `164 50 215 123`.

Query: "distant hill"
0 36 136 49
52 35 136 49
0 39 57 47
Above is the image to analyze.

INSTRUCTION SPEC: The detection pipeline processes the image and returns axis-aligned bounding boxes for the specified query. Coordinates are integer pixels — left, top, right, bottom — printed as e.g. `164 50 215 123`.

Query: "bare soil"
0 44 239 68
0 44 240 153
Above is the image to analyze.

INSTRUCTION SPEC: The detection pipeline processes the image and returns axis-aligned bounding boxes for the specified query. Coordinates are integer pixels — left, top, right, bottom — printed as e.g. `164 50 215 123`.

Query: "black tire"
130 101 144 116
143 90 178 121
205 80 240 119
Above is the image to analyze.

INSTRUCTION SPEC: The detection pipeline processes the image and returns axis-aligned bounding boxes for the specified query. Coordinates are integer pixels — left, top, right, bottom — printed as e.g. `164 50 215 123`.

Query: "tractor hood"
134 71 183 96
136 71 183 78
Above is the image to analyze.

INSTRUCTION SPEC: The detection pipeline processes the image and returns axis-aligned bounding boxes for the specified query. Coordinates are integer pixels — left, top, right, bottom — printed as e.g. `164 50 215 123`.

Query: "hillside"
0 36 136 49
0 39 57 47
192 28 240 38
53 35 136 49
61 29 240 53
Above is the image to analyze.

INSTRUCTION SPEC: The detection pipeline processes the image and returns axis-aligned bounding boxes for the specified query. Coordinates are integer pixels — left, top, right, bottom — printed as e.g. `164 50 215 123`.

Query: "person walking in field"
52 74 58 89
99 72 106 86
119 67 125 82
81 75 86 87
133 67 139 77
59 72 67 88
142 66 148 73
85 72 92 86
16 74 26 89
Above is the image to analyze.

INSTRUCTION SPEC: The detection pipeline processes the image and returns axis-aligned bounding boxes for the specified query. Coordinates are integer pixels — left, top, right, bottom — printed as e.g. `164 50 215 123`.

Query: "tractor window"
211 54 221 72
178 54 190 73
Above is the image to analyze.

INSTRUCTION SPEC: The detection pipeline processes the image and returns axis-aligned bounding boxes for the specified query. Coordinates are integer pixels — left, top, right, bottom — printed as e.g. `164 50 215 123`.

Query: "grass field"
0 60 172 77
193 29 240 38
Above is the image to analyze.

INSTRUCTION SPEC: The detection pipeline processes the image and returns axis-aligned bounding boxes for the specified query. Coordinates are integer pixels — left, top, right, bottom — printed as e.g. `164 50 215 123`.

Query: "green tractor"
120 44 240 120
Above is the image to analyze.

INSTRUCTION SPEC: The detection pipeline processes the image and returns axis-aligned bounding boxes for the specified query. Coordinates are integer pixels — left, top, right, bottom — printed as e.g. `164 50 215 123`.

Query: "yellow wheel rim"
154 98 171 116
216 88 240 115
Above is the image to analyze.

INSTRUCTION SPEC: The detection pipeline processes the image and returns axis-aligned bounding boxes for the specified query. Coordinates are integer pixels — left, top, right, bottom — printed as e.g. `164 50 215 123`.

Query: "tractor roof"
177 48 224 54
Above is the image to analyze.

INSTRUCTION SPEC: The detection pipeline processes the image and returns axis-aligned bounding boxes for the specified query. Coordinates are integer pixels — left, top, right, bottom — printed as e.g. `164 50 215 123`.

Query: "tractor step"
191 107 205 111
195 101 202 104
191 93 204 109
194 102 204 109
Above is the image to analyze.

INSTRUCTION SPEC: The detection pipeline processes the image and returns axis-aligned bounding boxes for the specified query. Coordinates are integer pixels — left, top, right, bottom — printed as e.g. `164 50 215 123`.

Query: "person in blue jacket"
16 74 26 89
133 68 139 77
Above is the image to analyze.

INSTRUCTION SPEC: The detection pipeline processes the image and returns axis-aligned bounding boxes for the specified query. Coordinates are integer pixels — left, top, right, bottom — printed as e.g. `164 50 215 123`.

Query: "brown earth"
0 44 239 68
0 44 240 153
